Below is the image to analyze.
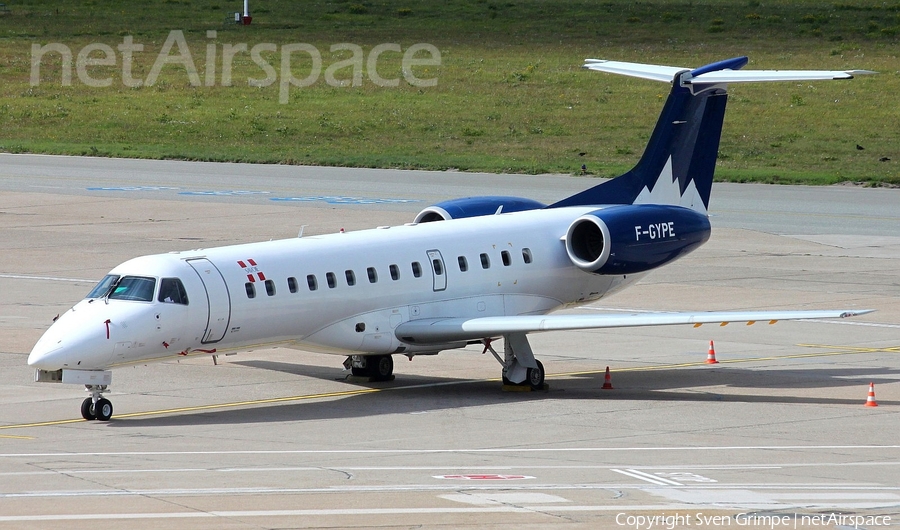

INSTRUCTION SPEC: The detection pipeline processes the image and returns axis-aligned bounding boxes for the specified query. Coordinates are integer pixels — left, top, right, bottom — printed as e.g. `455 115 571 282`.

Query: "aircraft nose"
27 337 64 369
27 307 117 370
27 319 83 370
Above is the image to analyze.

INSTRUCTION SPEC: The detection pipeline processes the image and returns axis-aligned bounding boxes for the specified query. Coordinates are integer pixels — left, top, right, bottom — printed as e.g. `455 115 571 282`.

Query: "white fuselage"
28 206 647 371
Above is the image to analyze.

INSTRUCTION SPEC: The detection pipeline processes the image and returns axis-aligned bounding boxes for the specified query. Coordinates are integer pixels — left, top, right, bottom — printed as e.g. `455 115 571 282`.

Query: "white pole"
243 0 249 17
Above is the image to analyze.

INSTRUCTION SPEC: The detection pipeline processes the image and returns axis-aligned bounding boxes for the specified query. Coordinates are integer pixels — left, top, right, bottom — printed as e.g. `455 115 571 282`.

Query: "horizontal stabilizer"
583 59 686 83
396 310 873 344
687 69 875 84
584 58 874 85
552 56 874 213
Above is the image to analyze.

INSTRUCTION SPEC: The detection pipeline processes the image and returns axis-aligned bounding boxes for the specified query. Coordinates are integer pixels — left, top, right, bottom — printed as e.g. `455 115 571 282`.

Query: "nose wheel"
80 398 95 420
80 385 113 421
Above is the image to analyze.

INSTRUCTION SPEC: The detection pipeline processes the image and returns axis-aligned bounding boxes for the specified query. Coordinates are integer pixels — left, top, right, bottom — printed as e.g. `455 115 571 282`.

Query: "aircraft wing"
395 310 873 344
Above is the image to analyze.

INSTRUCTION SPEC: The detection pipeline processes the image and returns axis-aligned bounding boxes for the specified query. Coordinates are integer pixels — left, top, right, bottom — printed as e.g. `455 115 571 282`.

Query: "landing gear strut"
346 354 394 381
80 385 113 421
483 333 545 391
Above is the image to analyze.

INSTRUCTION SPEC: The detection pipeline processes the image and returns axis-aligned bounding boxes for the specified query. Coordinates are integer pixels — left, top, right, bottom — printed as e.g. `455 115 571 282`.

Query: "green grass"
0 0 898 184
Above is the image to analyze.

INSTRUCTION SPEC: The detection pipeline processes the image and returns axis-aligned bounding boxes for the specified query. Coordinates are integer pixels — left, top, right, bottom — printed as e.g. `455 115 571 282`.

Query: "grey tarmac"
0 154 898 529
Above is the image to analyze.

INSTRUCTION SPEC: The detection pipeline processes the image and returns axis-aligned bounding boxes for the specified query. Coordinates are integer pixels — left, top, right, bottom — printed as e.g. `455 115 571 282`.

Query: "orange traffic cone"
601 366 614 390
706 340 719 364
865 382 878 407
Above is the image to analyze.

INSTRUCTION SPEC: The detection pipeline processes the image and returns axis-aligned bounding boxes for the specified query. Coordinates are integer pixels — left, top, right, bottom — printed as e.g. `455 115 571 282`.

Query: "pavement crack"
324 467 354 480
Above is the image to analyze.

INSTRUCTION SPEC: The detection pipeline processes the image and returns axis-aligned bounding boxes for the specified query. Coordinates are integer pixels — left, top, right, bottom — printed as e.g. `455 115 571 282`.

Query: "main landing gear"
80 385 113 421
345 354 394 381
483 333 546 391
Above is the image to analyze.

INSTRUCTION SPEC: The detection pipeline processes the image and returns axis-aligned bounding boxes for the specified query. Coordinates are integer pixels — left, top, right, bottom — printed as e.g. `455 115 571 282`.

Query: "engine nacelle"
565 204 710 274
414 196 546 223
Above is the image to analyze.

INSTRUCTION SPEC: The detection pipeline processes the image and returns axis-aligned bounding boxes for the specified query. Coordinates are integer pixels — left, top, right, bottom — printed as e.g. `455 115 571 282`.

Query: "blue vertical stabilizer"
549 59 748 213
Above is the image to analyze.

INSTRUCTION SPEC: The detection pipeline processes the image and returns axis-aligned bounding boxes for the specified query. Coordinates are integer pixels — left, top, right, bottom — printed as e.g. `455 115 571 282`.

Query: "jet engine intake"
565 204 710 275
414 196 546 223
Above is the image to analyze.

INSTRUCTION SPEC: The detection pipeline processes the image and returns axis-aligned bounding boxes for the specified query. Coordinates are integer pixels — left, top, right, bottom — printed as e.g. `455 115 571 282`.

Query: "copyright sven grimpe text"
615 512 891 529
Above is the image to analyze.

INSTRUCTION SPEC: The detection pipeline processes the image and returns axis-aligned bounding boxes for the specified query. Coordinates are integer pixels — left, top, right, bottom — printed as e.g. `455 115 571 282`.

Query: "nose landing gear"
345 354 395 382
80 385 113 421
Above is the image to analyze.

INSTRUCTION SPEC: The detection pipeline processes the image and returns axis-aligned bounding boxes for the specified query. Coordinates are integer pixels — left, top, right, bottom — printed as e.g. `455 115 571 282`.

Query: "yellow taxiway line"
1 343 894 432
551 343 899 379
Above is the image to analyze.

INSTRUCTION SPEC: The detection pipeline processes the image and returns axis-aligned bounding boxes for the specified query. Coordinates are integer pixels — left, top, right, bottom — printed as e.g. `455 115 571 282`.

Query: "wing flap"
395 310 873 344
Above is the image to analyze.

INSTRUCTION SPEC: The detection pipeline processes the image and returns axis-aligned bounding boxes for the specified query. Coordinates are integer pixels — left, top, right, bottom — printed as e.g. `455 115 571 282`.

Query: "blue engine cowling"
565 204 710 275
414 196 547 223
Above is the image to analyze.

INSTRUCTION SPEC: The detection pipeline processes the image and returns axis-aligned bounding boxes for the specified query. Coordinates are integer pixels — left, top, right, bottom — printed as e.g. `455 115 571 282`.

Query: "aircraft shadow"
108 362 900 428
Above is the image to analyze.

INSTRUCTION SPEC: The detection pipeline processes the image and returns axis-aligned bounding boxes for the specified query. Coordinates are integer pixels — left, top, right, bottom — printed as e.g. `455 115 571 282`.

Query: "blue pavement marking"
179 191 271 196
270 196 419 205
86 188 416 205
87 186 181 191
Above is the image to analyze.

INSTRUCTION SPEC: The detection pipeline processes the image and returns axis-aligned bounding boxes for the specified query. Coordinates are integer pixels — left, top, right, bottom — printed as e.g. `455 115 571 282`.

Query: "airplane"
28 56 874 421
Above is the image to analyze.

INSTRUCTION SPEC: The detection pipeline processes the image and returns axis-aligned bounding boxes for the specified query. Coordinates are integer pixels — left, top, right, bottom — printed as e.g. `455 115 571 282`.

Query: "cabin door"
427 249 447 292
187 258 232 344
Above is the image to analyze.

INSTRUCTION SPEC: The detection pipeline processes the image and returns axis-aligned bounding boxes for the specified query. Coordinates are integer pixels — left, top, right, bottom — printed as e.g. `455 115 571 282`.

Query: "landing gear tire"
95 398 113 421
351 366 368 377
80 397 96 421
370 355 394 381
527 360 545 390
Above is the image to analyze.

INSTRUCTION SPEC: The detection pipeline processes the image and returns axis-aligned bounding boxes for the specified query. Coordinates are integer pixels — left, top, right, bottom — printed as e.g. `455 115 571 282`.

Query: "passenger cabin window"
245 282 256 298
501 250 511 266
307 274 318 291
411 262 422 278
480 253 490 269
345 270 356 286
108 276 156 302
390 264 400 281
158 278 189 305
367 267 378 283
522 248 533 264
432 259 444 275
86 274 120 299
288 277 298 293
265 279 276 296
458 256 468 272
326 272 337 289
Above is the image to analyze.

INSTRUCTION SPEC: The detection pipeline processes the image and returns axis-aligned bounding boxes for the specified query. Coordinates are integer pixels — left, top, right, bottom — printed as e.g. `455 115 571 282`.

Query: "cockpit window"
158 278 189 305
86 275 121 299
108 276 156 302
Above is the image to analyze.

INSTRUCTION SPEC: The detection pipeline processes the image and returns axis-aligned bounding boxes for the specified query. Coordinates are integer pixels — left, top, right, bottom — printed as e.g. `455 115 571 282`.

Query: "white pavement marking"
768 493 900 500
0 505 701 522
0 274 93 283
650 488 900 510
3 445 899 458
4 484 897 499
440 493 571 505
611 469 683 486
3 461 899 477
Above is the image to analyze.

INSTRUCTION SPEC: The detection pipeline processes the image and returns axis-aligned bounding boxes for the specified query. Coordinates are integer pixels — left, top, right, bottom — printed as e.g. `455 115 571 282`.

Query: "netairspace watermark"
615 512 892 530
30 30 440 104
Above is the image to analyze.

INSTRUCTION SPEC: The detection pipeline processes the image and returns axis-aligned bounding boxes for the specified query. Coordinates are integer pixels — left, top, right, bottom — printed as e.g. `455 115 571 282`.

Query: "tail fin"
549 57 871 213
